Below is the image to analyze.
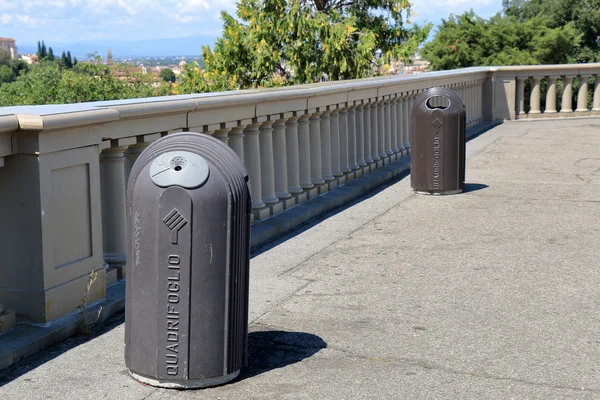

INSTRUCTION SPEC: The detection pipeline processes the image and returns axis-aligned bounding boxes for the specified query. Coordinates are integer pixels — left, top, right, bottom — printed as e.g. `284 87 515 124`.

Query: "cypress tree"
61 52 67 67
36 41 42 58
67 51 73 68
41 41 47 59
48 47 54 61
73 57 78 66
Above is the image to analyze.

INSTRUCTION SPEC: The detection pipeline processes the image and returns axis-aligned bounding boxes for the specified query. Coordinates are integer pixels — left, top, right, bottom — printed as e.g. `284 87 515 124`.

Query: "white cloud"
442 0 492 6
0 13 40 25
2 0 238 44
410 0 501 25
0 2 18 11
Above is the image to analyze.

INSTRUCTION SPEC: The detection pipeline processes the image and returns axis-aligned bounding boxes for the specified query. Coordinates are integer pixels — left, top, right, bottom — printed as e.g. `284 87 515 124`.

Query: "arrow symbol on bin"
163 208 187 245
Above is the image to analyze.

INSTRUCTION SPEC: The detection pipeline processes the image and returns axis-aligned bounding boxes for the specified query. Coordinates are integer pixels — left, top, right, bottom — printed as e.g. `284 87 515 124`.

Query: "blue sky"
0 0 502 46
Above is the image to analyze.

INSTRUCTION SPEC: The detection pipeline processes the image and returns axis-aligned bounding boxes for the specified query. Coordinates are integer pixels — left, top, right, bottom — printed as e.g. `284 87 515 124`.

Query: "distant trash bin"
125 132 251 389
410 87 466 195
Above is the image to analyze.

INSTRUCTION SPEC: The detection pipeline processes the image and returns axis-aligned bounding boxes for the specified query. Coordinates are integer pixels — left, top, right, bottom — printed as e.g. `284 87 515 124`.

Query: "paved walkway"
1 119 599 399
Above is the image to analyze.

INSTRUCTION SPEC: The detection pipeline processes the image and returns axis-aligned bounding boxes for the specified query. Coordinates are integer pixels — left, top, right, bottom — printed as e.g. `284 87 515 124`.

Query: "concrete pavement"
1 118 599 399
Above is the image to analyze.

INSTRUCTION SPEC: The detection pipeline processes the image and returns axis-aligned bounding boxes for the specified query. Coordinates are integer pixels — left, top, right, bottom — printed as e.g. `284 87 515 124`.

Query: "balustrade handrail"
1 67 492 126
491 63 600 76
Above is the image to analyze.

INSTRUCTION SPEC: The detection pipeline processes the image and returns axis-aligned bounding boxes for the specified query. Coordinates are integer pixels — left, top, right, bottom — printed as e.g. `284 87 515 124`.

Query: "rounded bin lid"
149 150 210 189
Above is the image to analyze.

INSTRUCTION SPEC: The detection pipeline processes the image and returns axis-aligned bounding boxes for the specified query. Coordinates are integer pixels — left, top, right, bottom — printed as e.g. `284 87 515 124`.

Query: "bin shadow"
235 330 327 381
463 183 489 193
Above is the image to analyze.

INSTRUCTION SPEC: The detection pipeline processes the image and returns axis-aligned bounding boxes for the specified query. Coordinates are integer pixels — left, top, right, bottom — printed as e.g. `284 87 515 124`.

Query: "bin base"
129 370 240 389
414 189 463 196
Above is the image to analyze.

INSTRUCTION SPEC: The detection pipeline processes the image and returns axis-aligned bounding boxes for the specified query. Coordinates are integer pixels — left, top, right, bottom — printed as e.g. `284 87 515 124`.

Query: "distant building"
0 37 18 59
178 57 187 69
20 54 38 64
106 49 113 65
389 52 430 75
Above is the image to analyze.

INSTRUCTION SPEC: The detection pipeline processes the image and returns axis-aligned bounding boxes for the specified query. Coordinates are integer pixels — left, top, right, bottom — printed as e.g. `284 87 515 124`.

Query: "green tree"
0 65 13 84
37 41 42 58
48 47 55 61
87 51 103 64
67 51 73 68
503 0 600 62
0 62 168 106
159 68 176 83
73 56 78 66
421 11 582 70
180 0 431 93
41 41 47 59
0 49 28 87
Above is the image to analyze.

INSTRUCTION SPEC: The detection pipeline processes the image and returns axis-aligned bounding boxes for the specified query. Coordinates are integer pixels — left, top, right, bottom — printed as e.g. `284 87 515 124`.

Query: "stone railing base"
0 308 16 334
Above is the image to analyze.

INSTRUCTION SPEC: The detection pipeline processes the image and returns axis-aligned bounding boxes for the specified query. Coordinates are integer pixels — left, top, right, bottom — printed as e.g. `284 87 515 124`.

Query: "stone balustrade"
1 64 599 326
494 64 600 119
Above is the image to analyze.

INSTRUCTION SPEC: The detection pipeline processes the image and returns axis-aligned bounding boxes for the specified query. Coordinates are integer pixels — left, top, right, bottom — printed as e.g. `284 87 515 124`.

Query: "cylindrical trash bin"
125 132 251 389
410 87 466 195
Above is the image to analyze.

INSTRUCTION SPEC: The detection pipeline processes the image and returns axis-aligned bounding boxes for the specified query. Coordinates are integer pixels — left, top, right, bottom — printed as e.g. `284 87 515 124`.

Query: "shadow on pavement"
236 330 327 381
464 183 489 193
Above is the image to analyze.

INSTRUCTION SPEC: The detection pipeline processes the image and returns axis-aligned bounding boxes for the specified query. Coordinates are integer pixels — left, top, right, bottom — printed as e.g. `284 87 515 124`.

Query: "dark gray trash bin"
410 87 466 195
125 132 251 389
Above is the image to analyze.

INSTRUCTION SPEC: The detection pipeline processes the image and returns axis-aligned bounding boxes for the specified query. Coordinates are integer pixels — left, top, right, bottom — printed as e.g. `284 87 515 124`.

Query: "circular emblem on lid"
149 151 209 189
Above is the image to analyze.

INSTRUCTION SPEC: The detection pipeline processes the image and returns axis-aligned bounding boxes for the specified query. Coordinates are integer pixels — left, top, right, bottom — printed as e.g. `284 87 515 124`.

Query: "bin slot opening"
426 96 450 110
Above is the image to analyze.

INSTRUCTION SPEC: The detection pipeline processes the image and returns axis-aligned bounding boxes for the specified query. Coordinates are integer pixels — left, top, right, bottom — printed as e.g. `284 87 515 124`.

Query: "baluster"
242 123 265 215
407 91 417 149
228 126 245 162
471 81 477 123
396 94 406 155
353 104 365 170
465 82 473 125
474 81 480 122
457 83 465 120
479 78 485 122
320 110 334 186
339 107 351 176
100 145 128 279
593 75 600 112
516 77 526 118
213 128 230 144
377 99 387 161
124 141 151 186
561 76 574 113
371 100 382 165
576 75 590 113
529 77 542 115
273 118 292 207
471 80 479 126
402 93 410 152
348 105 361 173
390 96 400 158
330 109 342 178
545 77 557 114
259 121 279 213
362 102 373 167
384 97 394 159
309 111 324 187
298 114 314 196
471 81 478 123
285 116 303 198
474 80 481 124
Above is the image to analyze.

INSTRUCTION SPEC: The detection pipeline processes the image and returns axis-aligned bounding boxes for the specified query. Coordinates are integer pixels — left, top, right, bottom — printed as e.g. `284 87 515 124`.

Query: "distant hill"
18 35 217 59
